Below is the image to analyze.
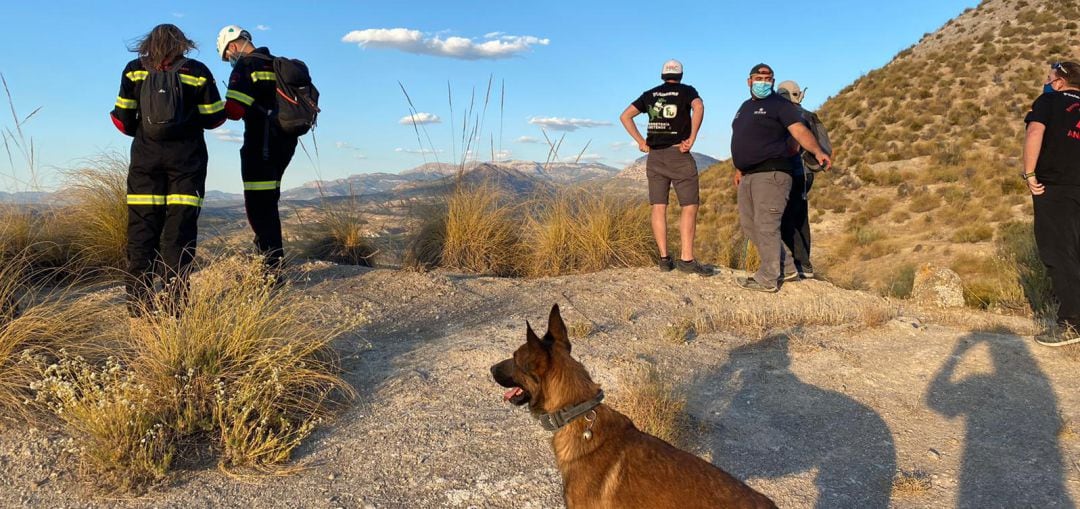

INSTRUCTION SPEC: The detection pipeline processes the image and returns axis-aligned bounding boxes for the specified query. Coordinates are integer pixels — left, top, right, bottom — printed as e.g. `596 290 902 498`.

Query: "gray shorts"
646 146 699 206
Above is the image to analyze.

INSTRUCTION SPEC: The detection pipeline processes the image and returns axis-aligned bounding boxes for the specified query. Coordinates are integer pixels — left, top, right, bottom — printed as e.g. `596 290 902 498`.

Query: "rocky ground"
0 264 1077 508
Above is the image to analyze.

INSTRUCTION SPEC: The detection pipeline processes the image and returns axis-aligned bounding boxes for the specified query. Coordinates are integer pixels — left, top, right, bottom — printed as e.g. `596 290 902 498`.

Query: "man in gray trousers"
731 63 831 292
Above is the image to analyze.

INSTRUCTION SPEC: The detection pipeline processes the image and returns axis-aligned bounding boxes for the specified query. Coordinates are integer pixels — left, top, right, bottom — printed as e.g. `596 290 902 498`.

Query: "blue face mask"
1044 82 1056 94
751 81 773 99
229 54 241 68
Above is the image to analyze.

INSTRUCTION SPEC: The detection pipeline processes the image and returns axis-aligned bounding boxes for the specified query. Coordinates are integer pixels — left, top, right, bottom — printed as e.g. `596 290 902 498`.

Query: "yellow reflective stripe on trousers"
179 74 207 87
198 101 224 114
166 194 204 207
115 96 138 109
125 70 148 82
243 180 280 191
226 89 255 106
251 71 276 82
126 194 166 206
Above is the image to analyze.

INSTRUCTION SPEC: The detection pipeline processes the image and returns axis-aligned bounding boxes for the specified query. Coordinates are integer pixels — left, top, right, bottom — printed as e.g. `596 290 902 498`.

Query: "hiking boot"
1035 324 1080 347
676 259 713 276
800 270 815 279
780 271 800 283
737 276 778 293
658 256 675 272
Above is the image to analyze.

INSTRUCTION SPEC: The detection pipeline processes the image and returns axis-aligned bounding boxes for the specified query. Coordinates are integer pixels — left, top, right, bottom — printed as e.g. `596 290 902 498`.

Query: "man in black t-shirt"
730 63 831 293
620 59 709 275
1023 61 1080 347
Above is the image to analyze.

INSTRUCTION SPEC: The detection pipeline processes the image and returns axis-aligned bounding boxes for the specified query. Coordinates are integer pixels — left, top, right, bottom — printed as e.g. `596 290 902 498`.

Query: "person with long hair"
110 24 226 317
1023 61 1080 347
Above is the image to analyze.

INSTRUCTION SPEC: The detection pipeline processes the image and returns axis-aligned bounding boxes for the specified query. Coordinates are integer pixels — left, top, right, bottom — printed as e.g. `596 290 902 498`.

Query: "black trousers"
1033 184 1080 325
780 172 815 273
240 132 298 268
126 136 207 311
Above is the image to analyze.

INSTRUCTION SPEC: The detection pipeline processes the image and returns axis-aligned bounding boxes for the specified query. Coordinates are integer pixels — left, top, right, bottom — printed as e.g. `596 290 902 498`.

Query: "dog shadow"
925 330 1074 508
693 334 896 508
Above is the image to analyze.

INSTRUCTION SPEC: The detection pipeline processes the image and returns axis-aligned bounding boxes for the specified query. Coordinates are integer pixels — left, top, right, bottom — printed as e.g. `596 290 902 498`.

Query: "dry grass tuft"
697 293 895 338
519 191 652 277
58 153 128 272
32 355 173 493
409 184 520 276
663 317 696 345
0 253 103 422
1058 411 1076 441
25 256 361 491
892 469 933 497
613 365 687 445
300 194 375 266
567 321 596 339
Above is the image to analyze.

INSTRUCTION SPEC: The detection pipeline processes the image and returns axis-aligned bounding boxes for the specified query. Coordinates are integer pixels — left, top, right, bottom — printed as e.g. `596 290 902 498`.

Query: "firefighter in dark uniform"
217 25 299 271
110 24 225 316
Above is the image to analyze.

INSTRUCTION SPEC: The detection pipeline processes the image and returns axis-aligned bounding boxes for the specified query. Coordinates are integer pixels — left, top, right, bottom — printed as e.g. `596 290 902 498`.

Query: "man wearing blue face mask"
217 24 300 273
731 63 831 292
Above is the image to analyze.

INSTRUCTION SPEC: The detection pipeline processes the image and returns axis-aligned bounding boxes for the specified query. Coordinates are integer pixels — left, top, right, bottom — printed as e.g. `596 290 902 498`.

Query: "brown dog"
491 304 778 509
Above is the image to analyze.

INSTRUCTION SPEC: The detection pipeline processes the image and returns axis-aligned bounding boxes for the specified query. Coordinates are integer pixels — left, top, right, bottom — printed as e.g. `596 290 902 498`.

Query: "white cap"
661 59 683 75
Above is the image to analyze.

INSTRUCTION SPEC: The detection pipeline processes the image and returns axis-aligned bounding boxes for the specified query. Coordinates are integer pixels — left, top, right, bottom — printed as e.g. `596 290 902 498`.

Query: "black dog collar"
534 390 605 431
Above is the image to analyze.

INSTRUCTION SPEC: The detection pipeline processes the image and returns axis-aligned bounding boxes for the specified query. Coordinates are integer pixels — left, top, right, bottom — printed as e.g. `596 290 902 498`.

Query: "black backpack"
139 57 193 140
801 110 833 173
251 53 320 137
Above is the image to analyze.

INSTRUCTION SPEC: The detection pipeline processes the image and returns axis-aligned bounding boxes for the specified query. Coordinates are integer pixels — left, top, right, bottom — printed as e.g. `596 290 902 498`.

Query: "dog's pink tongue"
503 387 523 401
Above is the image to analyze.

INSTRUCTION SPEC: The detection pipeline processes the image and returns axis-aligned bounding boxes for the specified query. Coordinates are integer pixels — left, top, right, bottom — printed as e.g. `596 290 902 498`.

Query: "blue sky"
0 0 978 193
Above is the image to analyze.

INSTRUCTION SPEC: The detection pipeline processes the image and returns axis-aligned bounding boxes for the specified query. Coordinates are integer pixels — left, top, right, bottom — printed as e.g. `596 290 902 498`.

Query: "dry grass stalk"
697 295 895 338
613 365 687 446
892 469 933 496
567 321 596 339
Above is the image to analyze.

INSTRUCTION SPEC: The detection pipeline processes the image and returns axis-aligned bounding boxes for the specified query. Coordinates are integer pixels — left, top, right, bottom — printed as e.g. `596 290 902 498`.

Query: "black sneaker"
1035 325 1080 347
658 256 675 272
676 259 713 276
800 270 815 280
737 276 778 293
780 271 800 283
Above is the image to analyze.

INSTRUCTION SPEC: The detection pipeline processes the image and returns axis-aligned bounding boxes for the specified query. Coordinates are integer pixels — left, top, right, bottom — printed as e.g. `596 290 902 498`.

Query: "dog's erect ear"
547 304 571 353
526 320 546 349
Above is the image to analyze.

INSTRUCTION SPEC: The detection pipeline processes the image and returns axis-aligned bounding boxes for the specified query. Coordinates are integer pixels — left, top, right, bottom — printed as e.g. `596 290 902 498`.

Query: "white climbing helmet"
216 25 250 61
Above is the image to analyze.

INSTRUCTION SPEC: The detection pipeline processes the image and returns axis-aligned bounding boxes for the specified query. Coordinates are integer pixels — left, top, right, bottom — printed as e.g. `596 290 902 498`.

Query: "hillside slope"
692 0 1079 307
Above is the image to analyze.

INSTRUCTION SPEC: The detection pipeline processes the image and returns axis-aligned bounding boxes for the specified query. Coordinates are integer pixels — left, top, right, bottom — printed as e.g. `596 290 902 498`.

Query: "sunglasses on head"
1052 62 1069 75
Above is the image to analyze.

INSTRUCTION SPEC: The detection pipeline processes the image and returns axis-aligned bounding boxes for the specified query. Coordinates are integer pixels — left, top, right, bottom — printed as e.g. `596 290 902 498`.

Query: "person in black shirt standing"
217 25 300 273
731 63 830 292
619 59 709 275
111 24 226 316
1023 61 1080 347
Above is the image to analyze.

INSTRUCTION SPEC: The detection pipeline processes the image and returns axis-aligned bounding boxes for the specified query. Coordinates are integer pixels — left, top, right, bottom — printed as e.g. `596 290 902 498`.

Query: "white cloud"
399 112 442 125
256 25 271 31
610 141 635 150
213 128 243 144
575 153 606 163
528 117 612 132
170 12 185 18
336 141 367 159
516 136 540 144
494 149 512 160
395 147 444 155
341 28 549 60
